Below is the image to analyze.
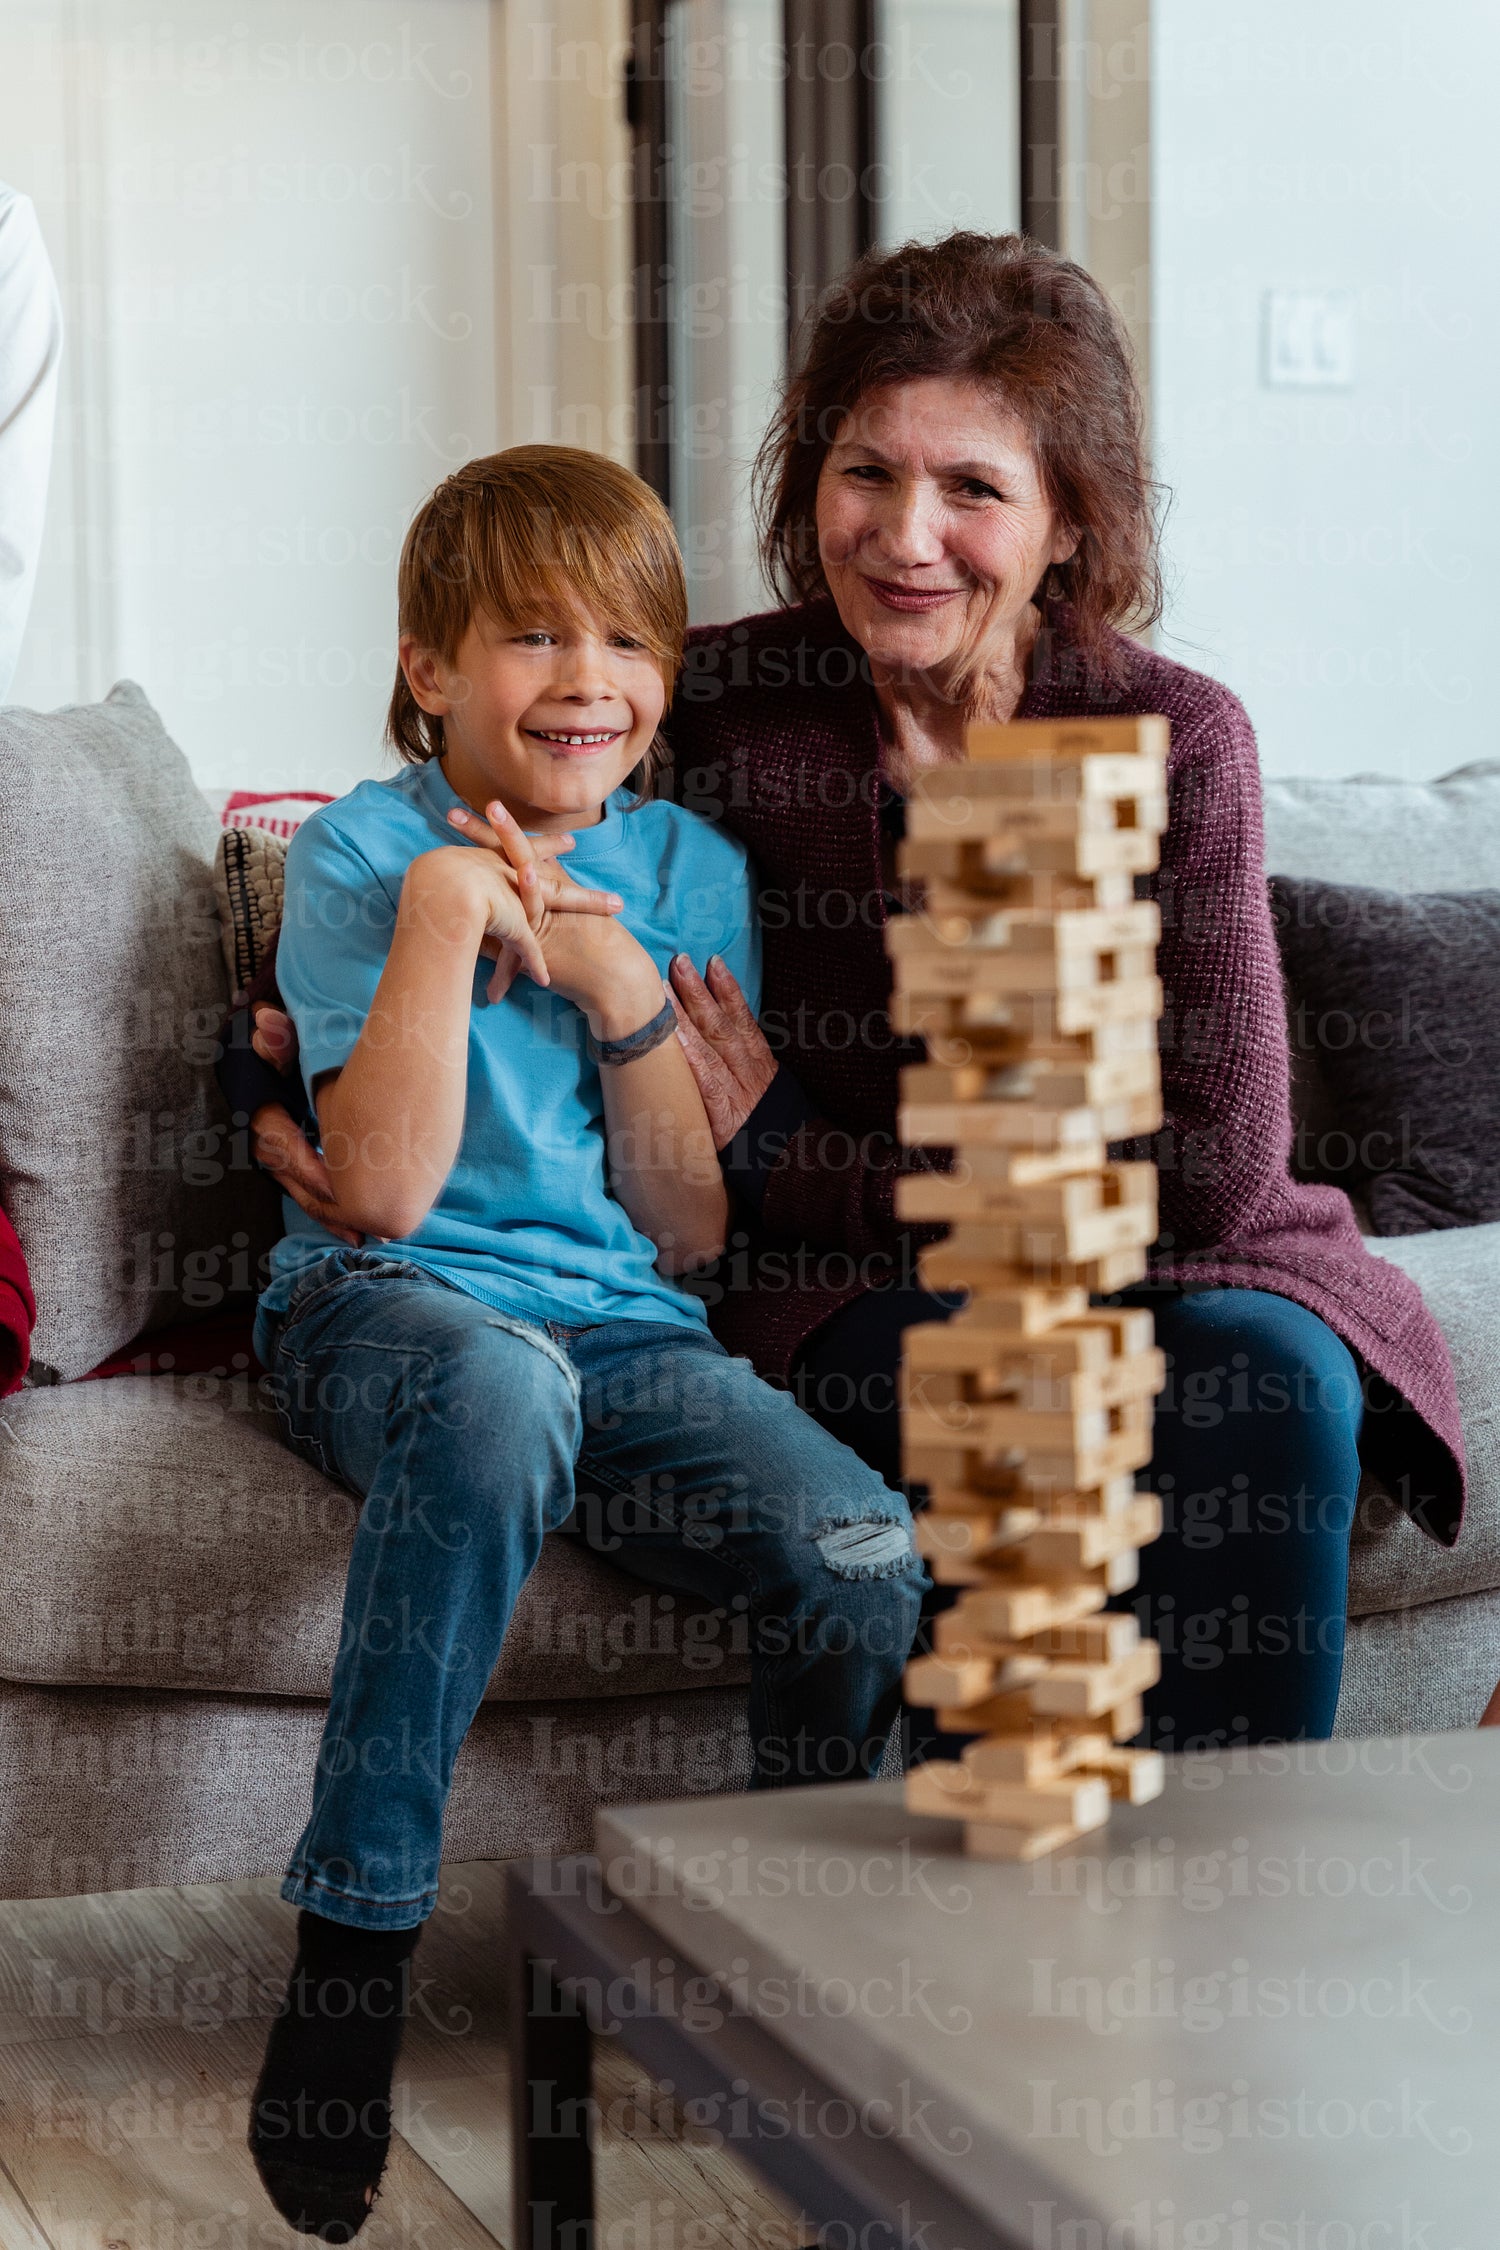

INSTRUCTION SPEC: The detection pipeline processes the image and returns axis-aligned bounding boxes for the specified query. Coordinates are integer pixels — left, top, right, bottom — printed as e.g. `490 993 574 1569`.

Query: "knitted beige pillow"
214 823 287 1002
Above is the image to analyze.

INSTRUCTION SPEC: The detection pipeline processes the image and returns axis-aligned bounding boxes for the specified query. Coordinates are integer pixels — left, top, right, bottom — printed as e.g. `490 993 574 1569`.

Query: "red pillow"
220 788 333 838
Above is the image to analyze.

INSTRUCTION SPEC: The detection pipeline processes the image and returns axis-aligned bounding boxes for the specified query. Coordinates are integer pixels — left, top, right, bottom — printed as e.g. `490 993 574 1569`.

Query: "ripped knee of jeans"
814 1516 916 1580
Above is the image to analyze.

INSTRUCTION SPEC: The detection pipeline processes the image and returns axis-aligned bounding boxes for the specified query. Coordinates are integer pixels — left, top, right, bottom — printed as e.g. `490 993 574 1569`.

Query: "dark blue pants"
792 1283 1365 1750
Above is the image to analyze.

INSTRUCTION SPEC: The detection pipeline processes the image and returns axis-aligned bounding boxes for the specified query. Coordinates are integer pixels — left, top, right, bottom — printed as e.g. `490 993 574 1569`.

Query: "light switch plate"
1262 290 1356 389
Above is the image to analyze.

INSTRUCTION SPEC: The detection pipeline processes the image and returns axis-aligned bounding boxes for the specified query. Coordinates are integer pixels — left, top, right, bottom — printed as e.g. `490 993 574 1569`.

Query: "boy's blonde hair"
386 446 688 783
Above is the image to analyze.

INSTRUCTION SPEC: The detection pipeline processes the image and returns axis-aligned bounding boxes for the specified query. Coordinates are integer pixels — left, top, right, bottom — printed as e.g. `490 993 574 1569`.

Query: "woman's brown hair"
386 445 687 778
755 231 1161 674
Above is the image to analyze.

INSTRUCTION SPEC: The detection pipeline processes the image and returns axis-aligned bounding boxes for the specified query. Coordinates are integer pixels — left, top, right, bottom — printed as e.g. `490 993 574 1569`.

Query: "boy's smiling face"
401 606 667 832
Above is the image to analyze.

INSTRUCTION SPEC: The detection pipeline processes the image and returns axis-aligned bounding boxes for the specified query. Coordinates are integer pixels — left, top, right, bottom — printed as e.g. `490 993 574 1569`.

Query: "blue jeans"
1118 1286 1363 1750
795 1283 1365 1751
260 1248 927 1931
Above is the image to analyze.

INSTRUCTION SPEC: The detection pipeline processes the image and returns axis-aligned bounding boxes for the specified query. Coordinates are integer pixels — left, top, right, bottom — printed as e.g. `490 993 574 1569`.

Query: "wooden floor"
0 1862 810 2247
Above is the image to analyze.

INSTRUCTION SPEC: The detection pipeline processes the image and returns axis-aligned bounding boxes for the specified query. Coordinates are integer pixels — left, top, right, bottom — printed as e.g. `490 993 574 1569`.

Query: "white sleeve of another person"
0 183 63 706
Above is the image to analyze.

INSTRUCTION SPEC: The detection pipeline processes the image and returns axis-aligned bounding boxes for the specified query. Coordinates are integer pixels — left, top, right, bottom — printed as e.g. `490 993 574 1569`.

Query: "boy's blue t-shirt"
255 754 760 1351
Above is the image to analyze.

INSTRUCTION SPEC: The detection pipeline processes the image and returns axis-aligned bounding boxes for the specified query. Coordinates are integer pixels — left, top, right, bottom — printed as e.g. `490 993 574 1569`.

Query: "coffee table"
506 1735 1498 2250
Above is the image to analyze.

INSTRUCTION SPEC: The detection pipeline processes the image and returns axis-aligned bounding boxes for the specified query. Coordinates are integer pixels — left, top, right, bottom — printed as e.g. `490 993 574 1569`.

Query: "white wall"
875 0 1020 247
1 0 630 792
666 0 785 626
1151 2 1500 779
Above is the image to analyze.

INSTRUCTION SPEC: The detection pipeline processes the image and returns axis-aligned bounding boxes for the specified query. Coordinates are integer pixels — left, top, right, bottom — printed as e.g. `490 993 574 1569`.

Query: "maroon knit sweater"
670 600 1465 1547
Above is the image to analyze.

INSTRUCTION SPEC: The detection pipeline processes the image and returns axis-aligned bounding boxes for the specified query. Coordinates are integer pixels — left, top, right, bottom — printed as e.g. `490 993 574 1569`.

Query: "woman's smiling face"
814 375 1078 677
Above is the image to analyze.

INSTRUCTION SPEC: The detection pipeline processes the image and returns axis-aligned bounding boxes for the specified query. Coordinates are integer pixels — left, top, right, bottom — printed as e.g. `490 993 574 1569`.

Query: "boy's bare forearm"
601 1036 730 1271
317 871 483 1239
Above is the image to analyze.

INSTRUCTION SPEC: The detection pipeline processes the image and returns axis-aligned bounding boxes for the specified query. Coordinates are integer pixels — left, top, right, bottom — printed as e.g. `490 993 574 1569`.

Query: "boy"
247 448 925 2237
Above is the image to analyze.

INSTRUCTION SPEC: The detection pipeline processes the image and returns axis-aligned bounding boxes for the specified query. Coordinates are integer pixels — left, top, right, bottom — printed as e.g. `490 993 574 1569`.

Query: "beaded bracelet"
587 995 678 1067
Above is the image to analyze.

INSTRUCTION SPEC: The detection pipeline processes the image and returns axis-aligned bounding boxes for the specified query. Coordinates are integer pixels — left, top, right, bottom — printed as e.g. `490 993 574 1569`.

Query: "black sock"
249 1909 422 2239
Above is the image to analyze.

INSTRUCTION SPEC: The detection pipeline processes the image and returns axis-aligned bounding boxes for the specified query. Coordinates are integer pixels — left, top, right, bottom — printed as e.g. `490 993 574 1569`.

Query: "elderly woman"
223 231 1464 1751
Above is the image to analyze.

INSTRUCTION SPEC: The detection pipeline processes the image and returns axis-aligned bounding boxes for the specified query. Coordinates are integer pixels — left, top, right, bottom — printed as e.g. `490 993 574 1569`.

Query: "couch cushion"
1347 1222 1500 1614
1270 878 1500 1232
0 1371 751 1704
0 683 282 1379
1337 1588 1500 1736
1262 760 1500 893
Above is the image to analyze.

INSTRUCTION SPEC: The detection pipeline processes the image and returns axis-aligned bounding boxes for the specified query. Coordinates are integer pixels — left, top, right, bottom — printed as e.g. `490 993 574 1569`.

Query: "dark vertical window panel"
783 0 877 357
626 1 673 504
1019 0 1063 247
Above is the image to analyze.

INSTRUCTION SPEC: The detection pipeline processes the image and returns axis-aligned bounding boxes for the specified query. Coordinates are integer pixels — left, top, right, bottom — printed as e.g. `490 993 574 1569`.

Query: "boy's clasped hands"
435 795 659 1027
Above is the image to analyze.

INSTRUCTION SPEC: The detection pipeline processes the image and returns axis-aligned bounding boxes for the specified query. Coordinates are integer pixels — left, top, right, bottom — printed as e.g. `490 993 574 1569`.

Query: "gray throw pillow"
1269 876 1500 1235
0 683 282 1379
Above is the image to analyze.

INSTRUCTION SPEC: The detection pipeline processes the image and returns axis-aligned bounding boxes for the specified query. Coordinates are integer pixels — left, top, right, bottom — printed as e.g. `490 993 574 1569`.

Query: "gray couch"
1262 761 1500 1736
0 693 1493 1906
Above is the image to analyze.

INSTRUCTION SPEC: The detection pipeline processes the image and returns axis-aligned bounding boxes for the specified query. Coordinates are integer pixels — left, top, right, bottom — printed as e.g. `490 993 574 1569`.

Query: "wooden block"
900 1395 1123 1459
895 1155 1156 1228
901 1385 1153 1450
902 1441 1014 1491
886 901 1160 959
902 1355 1164 1429
900 1101 1115 1153
890 930 1159 1001
888 975 1162 1042
1073 1745 1167 1804
902 1097 1160 1170
1106 1694 1146 1741
1102 1547 1142 1596
903 1318 1103 1377
1029 1640 1162 1719
902 1655 997 1708
1031 1613 1142 1662
933 1609 1140 1669
904 1315 1121 1379
938 1285 1092 1337
900 1203 1158 1271
911 755 1166 807
1051 977 1164 1035
952 1141 1114 1186
1085 1305 1158 1356
918 869 1140 915
897 1054 1158 1111
1011 1494 1164 1580
963 715 1170 766
952 1581 1105 1641
901 1404 1157 1499
913 1015 1155 1072
906 1762 1112 1832
1023 828 1165 878
1029 1473 1144 1521
933 1610 1034 1664
1022 1482 1159 1547
963 1817 1100 1862
904 805 1164 878
913 1510 1037 1566
922 1550 996 1588
1013 1053 1162 1111
962 1732 1069 1784
916 1239 1148 1299
927 829 1159 887
920 1478 1035 1518
934 1688 1044 1734
915 763 1167 817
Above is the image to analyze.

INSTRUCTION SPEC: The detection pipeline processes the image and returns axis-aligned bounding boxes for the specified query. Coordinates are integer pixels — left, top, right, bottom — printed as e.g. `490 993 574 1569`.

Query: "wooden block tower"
886 715 1170 1860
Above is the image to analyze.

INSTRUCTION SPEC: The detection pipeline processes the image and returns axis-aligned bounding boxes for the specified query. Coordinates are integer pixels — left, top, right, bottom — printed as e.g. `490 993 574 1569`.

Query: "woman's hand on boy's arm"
247 1003 364 1245
667 954 777 1145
